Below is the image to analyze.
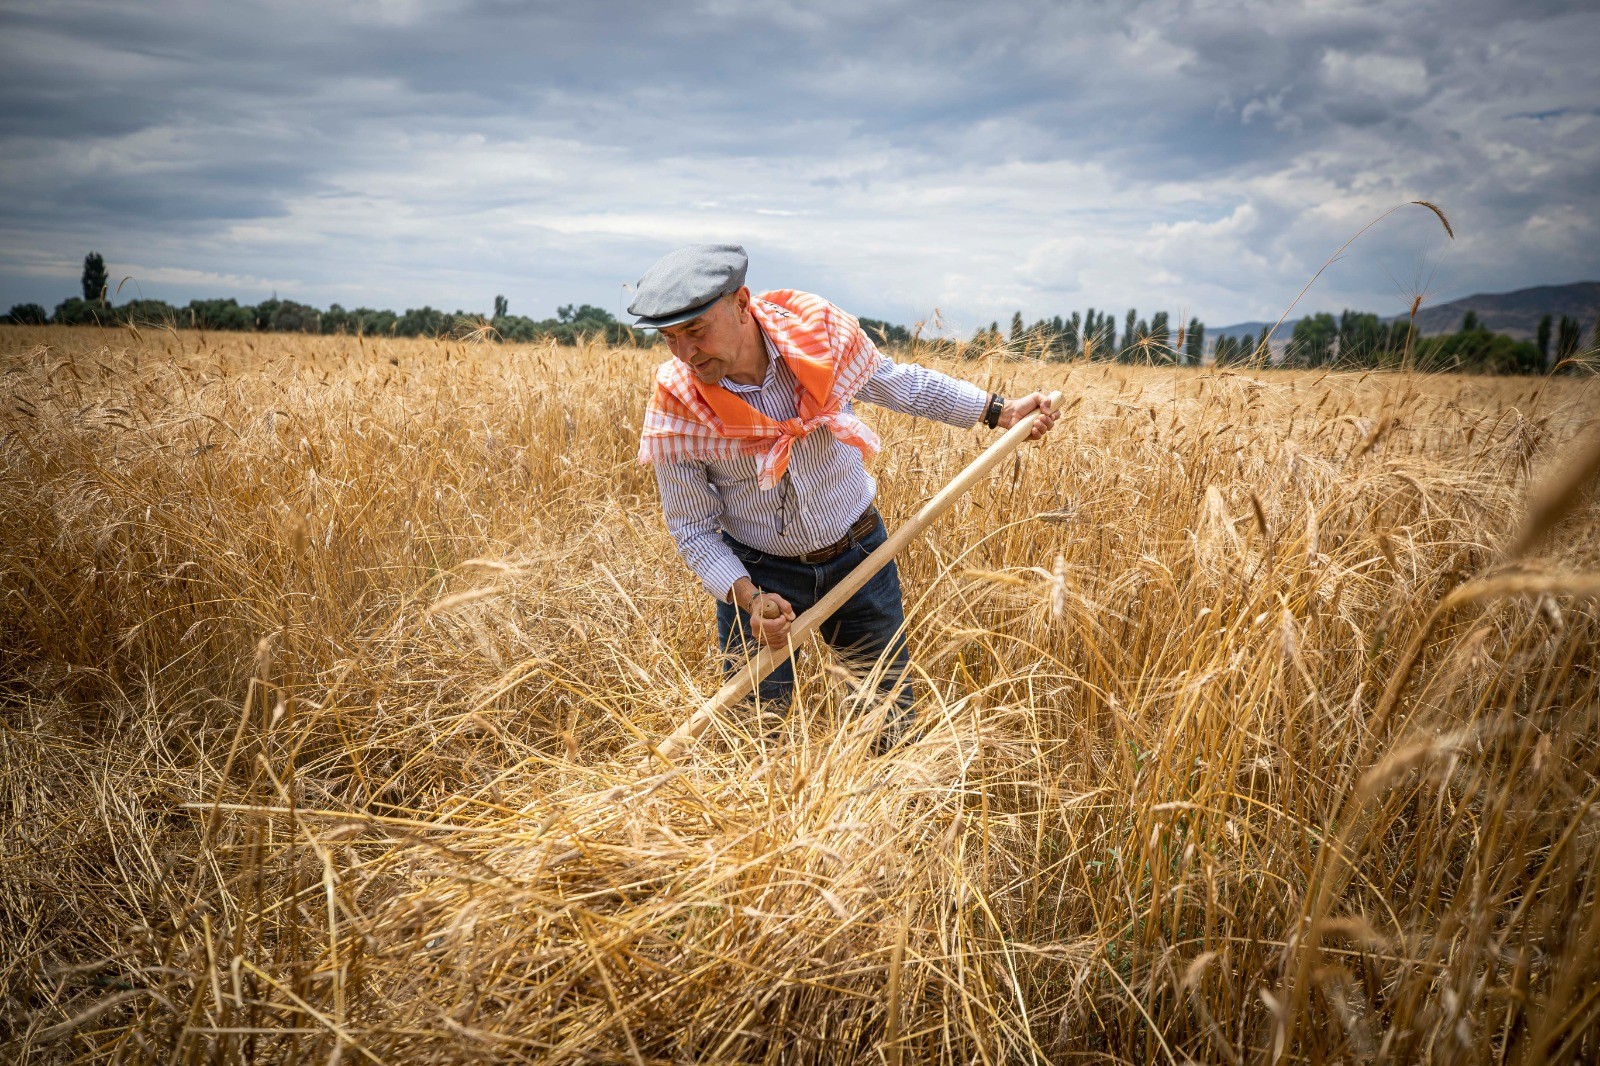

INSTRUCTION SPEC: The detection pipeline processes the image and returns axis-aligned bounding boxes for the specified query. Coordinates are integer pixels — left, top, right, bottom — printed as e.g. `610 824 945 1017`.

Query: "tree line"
966 309 1205 365
965 305 1596 374
7 253 1597 375
4 254 643 345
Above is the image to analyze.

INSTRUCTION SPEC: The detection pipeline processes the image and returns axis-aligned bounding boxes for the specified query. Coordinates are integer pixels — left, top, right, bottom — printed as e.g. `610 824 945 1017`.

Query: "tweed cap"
627 243 748 329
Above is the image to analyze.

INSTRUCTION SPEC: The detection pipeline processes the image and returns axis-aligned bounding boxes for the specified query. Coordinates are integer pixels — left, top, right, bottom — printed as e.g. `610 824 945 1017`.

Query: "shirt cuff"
949 381 990 428
697 549 752 604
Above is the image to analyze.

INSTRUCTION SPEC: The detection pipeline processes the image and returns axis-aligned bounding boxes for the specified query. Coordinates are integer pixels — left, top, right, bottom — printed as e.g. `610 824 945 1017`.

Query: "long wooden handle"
653 391 1063 761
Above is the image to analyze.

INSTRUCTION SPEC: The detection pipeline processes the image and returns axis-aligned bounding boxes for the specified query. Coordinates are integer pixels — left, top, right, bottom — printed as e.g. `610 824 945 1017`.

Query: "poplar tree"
1149 311 1169 361
1556 315 1581 362
82 252 108 304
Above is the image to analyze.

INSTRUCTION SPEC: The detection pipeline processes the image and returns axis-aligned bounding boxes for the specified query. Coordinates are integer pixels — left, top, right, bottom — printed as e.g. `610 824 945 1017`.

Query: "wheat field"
2 324 1597 1064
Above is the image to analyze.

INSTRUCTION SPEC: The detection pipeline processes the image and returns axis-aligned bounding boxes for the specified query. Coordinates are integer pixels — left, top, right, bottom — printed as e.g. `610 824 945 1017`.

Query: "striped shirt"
654 331 989 601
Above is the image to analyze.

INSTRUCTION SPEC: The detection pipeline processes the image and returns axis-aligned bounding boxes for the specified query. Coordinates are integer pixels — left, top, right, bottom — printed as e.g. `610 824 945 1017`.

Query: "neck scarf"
637 289 881 490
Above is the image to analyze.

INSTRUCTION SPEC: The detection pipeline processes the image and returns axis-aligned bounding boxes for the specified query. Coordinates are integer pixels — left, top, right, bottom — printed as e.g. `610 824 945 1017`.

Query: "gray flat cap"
627 243 748 330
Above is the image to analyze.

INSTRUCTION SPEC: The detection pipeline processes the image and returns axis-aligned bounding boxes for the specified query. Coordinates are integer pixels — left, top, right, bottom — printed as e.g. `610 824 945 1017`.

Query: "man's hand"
732 578 796 647
997 392 1059 439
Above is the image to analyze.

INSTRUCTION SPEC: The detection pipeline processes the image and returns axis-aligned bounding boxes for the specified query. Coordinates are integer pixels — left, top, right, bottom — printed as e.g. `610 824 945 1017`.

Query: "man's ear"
732 286 752 317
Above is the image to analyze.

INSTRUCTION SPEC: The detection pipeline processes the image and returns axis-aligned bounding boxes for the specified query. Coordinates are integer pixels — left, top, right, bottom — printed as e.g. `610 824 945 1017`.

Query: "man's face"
659 293 745 384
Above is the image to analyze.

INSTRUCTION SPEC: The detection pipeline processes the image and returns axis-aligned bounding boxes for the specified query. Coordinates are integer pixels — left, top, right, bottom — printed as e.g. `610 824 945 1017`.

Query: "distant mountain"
1208 318 1300 342
1210 281 1600 343
1405 281 1600 339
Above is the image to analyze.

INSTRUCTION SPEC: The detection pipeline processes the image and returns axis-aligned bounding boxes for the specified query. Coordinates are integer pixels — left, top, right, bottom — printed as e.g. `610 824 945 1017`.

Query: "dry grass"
2 324 1598 1063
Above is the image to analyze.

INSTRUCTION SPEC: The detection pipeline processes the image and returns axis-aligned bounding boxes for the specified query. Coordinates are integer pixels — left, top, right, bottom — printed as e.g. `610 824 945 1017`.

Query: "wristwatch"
983 393 1005 430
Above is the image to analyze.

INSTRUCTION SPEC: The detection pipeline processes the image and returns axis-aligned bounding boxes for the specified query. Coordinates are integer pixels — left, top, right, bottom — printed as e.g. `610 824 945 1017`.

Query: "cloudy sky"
2 0 1597 330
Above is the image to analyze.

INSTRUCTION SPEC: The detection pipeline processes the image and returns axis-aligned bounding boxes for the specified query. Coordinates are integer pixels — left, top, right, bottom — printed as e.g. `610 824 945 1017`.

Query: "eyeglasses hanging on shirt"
775 469 797 538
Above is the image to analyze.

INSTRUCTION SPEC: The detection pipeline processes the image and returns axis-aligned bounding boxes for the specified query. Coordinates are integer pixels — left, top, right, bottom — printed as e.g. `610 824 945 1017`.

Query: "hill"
1211 280 1600 343
1209 317 1300 342
1406 280 1600 339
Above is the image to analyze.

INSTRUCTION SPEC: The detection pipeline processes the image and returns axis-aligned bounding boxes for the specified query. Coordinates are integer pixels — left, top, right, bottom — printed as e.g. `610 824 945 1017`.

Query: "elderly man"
632 244 1056 749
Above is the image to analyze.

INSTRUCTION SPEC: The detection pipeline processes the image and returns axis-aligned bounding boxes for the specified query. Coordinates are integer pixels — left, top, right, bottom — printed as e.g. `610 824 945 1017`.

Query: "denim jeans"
715 512 914 749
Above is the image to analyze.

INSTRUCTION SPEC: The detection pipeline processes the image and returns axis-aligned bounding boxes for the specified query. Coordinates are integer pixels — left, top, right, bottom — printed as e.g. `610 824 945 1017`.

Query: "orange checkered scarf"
637 290 881 491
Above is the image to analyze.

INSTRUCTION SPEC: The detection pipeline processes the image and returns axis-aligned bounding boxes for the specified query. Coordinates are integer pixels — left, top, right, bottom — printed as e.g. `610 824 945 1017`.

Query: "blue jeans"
715 513 914 750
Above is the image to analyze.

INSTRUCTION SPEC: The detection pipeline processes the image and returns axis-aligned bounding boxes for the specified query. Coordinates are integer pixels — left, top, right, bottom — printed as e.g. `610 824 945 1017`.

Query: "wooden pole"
653 391 1062 761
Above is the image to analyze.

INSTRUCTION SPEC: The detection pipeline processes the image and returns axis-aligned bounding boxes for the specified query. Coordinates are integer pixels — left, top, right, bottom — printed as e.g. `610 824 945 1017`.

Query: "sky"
1 0 1597 332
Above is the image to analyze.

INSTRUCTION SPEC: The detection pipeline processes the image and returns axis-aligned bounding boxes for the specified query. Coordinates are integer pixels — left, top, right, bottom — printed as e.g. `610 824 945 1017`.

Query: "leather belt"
788 506 880 565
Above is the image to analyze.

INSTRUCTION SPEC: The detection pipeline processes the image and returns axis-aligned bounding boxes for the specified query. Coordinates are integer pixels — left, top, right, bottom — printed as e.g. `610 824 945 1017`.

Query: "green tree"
320 304 347 334
1288 313 1337 367
1385 319 1412 367
185 298 255 331
1413 328 1540 375
1009 311 1024 343
494 295 508 318
1213 334 1236 366
1452 311 1494 370
396 305 446 337
118 299 178 327
353 305 400 334
1256 325 1272 365
1556 315 1582 363
269 300 320 332
7 302 48 324
1536 314 1552 366
81 252 109 304
859 317 911 345
1185 318 1204 366
52 297 113 326
1337 310 1386 367
968 321 1001 354
1149 311 1170 363
1122 309 1137 362
557 304 635 344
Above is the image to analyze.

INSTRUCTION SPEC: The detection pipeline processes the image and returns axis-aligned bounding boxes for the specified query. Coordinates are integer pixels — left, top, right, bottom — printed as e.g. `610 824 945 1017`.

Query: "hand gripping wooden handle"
652 391 1062 762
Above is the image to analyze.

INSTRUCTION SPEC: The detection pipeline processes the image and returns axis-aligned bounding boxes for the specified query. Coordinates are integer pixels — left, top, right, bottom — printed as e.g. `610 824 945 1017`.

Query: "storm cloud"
1 0 1596 328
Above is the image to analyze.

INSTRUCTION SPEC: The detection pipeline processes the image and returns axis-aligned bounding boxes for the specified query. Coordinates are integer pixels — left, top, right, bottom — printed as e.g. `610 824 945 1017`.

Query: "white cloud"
1320 50 1428 98
0 0 1596 328
117 265 303 292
